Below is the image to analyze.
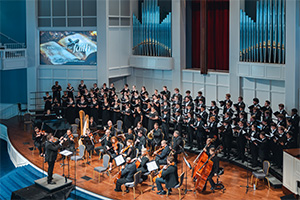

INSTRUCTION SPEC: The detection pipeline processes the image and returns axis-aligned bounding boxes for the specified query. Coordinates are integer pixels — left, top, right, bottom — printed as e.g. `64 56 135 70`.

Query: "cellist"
202 147 219 191
114 157 136 193
155 156 179 195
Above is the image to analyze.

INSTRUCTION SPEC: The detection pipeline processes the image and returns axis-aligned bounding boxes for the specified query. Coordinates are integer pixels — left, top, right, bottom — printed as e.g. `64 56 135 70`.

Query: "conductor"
45 133 63 184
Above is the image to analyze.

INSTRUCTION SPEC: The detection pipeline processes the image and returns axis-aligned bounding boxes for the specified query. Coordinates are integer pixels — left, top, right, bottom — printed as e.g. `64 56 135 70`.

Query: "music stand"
82 138 92 165
183 156 193 194
59 150 73 182
146 160 159 191
114 155 125 167
60 140 70 167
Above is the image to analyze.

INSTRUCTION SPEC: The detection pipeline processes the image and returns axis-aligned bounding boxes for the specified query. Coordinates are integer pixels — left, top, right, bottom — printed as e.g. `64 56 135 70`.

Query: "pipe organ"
133 0 172 57
240 0 285 64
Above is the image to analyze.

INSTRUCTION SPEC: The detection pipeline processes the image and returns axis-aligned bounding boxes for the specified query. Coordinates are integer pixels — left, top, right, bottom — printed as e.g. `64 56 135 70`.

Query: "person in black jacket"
155 140 171 167
170 131 184 163
257 132 268 162
32 127 46 157
220 120 233 159
45 134 63 184
114 157 137 192
135 130 146 152
155 156 179 195
203 147 219 191
194 115 206 150
161 109 170 141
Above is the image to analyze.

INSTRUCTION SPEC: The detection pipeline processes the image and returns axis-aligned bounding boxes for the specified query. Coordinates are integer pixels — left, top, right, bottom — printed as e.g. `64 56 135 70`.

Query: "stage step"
268 175 282 188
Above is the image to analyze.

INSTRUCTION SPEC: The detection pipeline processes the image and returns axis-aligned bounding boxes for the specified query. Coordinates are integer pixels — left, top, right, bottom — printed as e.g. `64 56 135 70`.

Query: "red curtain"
192 0 201 69
192 0 229 71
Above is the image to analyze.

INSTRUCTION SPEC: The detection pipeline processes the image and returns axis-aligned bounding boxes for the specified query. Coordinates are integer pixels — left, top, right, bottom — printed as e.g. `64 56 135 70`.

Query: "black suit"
155 146 171 166
195 120 206 149
204 156 219 190
137 156 150 173
161 113 170 141
45 140 61 183
221 125 233 157
115 162 137 191
156 164 179 191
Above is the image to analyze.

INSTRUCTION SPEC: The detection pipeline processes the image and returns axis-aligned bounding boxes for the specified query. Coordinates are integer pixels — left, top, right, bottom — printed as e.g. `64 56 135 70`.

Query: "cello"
192 137 216 178
194 145 222 192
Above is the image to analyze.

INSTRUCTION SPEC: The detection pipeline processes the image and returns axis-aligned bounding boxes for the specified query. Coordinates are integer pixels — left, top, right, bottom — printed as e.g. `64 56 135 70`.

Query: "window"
108 0 130 27
38 0 97 27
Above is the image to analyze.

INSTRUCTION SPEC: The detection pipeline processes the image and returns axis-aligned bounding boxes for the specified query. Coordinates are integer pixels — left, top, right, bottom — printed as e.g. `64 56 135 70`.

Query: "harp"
79 110 89 146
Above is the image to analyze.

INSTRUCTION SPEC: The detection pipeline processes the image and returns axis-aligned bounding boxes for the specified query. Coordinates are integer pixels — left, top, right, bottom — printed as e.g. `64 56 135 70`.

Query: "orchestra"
34 80 299 194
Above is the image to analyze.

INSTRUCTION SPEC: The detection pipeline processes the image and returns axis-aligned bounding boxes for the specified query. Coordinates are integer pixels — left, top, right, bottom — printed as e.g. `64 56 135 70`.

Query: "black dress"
43 96 52 111
102 103 111 126
123 108 133 132
90 101 99 124
66 101 76 124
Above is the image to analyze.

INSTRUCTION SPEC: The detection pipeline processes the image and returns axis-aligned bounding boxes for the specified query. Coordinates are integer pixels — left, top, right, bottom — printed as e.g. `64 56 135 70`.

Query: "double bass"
192 137 216 178
194 145 222 192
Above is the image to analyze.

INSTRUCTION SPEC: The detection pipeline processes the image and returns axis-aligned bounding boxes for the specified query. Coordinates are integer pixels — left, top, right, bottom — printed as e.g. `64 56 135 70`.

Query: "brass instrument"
147 129 154 140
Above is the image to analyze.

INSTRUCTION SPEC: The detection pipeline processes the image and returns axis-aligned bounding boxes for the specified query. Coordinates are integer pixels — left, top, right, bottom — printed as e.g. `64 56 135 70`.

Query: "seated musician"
114 157 137 192
89 117 97 132
149 123 163 151
124 128 135 143
154 140 171 167
108 136 122 171
121 139 136 159
134 130 146 153
202 147 219 191
203 138 213 155
32 127 47 157
61 129 75 152
134 148 150 181
170 130 184 163
95 129 111 156
134 122 147 136
80 128 95 158
106 120 116 136
155 156 179 195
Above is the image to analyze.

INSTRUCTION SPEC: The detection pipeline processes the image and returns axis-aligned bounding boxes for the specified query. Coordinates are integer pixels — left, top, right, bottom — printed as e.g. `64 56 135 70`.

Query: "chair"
70 124 79 138
75 118 80 125
251 160 271 189
122 171 143 199
114 120 123 133
167 172 185 200
18 103 27 118
24 113 32 131
71 145 86 171
93 154 110 182
212 167 225 193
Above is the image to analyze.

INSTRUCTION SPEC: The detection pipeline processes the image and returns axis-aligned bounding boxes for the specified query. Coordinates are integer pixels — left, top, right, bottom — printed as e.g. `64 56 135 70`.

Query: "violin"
152 146 165 156
120 145 131 154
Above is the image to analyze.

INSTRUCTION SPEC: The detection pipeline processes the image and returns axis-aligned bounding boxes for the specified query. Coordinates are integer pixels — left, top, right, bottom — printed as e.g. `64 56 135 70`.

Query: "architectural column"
229 0 241 101
172 0 186 91
97 0 109 86
285 0 299 110
26 0 38 110
200 0 207 74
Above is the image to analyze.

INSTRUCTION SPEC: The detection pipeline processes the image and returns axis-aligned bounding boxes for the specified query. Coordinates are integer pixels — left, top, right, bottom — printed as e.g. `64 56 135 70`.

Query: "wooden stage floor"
1 117 284 200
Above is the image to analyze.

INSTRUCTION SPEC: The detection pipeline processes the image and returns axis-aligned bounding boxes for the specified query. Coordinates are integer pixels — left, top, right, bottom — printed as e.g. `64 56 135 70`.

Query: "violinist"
155 156 178 195
89 117 97 132
106 120 116 136
114 157 137 192
80 128 95 158
202 147 219 191
155 140 170 167
135 130 146 152
95 129 111 157
108 136 122 171
32 127 47 157
61 129 75 152
121 139 136 159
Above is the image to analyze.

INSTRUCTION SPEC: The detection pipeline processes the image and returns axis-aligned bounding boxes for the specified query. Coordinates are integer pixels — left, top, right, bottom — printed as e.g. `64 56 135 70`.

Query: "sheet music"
59 150 73 156
114 155 125 166
146 160 158 172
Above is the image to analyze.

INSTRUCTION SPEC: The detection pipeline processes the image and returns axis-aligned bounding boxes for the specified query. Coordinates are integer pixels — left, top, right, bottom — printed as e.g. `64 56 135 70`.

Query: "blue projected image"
40 31 97 65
